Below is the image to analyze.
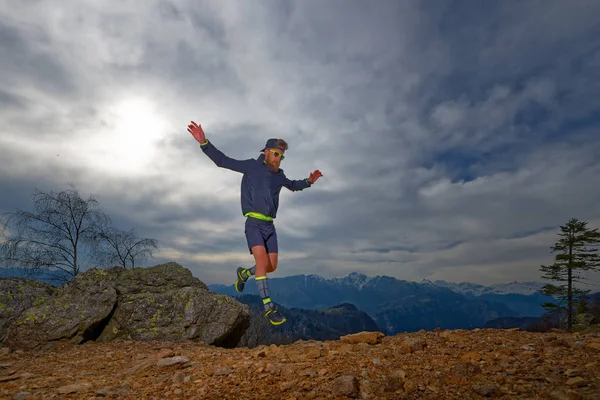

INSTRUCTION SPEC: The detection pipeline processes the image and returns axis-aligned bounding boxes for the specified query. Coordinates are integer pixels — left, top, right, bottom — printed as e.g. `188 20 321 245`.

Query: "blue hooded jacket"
200 140 312 220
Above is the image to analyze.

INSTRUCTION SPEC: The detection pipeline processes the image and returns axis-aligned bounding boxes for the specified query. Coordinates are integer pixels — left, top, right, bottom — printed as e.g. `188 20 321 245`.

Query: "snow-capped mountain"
485 281 547 295
331 271 374 289
427 279 546 296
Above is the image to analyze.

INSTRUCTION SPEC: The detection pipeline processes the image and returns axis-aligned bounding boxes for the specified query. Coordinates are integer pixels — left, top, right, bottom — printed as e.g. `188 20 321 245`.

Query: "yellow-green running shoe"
265 307 286 325
235 267 249 293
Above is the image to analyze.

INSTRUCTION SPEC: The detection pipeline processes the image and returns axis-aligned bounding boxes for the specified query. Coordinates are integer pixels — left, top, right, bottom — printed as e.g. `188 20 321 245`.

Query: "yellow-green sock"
255 275 273 311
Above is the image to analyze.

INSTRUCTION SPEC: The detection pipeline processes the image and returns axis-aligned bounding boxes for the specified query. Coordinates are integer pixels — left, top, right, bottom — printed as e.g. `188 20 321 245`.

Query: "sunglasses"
268 149 285 160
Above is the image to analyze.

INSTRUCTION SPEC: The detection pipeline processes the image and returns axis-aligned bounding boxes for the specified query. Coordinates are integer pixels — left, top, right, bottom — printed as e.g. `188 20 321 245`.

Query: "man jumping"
188 121 323 325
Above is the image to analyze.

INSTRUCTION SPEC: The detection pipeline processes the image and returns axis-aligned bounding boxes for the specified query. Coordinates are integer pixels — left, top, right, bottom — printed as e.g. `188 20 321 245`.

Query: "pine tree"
539 218 600 331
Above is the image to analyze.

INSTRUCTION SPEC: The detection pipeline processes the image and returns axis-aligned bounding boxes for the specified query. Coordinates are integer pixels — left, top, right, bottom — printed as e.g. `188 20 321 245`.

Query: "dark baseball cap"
261 138 285 152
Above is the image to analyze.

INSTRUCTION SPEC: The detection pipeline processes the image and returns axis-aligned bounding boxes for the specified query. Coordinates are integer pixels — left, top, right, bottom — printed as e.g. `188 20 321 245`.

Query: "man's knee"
267 254 278 273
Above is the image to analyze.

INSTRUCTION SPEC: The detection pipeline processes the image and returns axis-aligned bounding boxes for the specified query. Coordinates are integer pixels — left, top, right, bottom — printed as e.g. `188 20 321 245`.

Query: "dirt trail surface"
1 328 599 399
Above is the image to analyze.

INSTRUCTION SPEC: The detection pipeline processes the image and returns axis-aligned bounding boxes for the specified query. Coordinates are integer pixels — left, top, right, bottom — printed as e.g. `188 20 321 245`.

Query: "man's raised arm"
282 169 323 191
188 120 250 173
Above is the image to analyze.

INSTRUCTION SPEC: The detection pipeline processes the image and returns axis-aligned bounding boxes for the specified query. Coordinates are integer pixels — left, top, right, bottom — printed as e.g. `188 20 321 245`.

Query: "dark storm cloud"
0 19 77 98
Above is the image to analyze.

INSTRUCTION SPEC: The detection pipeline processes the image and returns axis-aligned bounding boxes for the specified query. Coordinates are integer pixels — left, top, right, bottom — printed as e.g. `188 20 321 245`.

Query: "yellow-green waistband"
244 212 273 221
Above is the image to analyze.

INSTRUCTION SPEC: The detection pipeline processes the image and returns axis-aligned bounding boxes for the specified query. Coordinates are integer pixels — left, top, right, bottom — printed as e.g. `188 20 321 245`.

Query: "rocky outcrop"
0 278 55 344
0 328 598 399
0 263 250 350
3 278 117 350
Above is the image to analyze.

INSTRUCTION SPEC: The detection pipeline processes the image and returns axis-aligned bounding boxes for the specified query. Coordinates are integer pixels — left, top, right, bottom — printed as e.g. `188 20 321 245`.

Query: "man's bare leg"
251 245 269 278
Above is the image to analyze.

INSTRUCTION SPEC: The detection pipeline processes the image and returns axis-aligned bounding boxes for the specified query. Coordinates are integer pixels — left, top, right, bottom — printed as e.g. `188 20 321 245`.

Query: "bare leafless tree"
0 185 109 282
93 226 159 268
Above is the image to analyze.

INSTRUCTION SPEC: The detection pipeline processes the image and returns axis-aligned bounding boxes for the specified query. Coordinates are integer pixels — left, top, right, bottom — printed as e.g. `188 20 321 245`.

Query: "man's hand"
188 121 207 144
308 170 323 184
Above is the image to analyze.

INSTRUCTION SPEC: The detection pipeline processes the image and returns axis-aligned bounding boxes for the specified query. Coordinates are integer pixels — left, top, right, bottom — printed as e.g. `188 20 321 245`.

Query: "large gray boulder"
92 263 250 347
1 262 250 349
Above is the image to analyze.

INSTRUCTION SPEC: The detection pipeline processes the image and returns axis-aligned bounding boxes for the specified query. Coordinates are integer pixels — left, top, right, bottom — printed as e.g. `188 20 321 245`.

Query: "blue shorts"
245 218 278 254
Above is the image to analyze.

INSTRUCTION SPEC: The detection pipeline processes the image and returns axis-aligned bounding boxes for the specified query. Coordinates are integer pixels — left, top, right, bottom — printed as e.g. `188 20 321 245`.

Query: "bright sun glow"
85 96 170 175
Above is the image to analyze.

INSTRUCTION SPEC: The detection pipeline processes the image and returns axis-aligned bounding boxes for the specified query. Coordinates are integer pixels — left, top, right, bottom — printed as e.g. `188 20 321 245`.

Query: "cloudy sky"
1 0 599 288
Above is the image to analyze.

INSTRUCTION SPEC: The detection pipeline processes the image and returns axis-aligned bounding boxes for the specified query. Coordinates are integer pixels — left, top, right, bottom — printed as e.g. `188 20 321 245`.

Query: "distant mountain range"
4 267 591 335
208 272 565 335
0 267 70 286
